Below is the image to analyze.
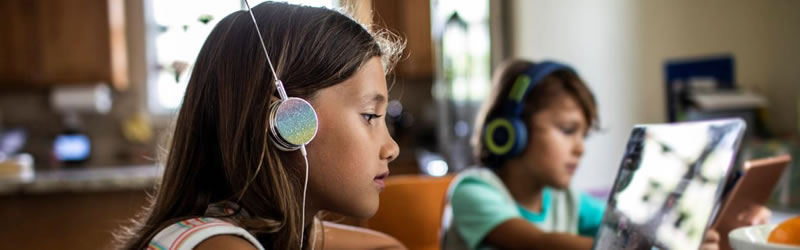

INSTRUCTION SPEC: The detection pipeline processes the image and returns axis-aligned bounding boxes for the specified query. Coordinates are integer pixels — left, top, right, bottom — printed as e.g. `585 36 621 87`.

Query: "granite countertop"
0 165 161 195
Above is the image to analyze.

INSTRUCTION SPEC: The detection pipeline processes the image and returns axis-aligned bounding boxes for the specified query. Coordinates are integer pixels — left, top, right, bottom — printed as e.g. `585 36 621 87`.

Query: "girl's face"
305 57 399 218
519 94 588 189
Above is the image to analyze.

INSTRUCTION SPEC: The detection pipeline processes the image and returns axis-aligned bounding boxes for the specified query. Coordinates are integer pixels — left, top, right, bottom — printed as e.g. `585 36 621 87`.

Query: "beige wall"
510 0 800 190
637 0 800 131
510 0 641 190
762 0 800 135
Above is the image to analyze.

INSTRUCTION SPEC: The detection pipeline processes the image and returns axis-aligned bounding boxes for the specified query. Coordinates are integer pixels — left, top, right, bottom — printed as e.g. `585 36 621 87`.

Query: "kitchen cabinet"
0 0 129 90
372 0 433 79
0 190 147 249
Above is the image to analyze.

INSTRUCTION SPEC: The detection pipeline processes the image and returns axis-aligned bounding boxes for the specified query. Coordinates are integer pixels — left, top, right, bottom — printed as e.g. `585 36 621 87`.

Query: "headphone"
244 1 318 249
482 61 574 160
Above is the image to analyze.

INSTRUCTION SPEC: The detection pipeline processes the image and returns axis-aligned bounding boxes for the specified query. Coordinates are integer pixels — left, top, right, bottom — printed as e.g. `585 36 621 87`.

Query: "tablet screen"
593 119 746 250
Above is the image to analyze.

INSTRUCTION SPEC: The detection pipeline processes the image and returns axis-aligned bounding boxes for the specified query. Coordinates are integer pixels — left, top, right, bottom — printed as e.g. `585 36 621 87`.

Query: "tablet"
592 119 746 250
711 154 791 250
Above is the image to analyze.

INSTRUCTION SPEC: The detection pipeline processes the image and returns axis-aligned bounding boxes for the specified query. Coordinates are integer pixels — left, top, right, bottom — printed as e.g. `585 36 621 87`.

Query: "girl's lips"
374 179 385 190
374 171 389 190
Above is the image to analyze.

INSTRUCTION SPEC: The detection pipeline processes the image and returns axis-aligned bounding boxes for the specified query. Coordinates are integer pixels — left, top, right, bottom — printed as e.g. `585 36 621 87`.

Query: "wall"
762 1 800 135
509 0 800 191
510 0 641 191
637 0 800 131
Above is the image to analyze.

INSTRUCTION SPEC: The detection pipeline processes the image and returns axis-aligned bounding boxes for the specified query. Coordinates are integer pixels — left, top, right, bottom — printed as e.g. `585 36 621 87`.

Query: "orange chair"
365 175 455 250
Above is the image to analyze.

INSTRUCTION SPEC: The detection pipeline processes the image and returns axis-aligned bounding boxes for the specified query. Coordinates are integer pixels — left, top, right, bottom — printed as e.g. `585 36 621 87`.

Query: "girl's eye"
361 113 383 124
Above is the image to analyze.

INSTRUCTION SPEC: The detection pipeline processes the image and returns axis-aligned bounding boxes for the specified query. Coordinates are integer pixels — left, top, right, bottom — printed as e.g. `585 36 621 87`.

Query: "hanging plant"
198 14 214 25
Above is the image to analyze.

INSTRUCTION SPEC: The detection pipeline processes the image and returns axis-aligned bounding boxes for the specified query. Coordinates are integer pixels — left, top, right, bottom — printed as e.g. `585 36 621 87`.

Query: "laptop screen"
593 119 746 250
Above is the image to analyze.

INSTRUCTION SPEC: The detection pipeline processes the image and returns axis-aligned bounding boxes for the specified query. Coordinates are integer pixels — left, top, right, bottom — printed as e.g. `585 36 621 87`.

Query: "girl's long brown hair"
115 2 402 249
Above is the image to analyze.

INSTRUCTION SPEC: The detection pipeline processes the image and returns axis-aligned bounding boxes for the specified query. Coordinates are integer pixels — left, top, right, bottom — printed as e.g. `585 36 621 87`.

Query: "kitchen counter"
0 165 161 195
771 209 800 224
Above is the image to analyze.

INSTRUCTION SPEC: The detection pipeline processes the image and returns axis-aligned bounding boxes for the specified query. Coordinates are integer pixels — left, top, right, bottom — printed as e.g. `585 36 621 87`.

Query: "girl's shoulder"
148 217 264 250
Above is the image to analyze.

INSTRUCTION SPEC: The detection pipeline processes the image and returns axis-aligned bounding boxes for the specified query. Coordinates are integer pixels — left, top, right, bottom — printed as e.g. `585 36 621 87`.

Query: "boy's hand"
701 205 771 250
700 229 720 250
737 205 771 226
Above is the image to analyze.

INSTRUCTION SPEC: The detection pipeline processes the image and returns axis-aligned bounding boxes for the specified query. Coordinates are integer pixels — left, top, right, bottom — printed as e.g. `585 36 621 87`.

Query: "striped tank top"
148 201 264 250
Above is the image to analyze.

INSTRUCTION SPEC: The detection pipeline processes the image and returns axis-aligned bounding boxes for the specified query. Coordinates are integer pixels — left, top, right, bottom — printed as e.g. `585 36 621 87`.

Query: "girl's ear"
270 95 281 103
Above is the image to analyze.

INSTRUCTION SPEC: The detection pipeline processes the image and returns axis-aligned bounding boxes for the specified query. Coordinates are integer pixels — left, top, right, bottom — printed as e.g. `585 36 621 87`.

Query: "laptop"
592 119 746 250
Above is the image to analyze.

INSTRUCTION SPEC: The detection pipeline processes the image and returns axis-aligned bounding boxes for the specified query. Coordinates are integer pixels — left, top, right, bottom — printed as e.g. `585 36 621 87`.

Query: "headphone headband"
482 60 575 160
502 61 574 117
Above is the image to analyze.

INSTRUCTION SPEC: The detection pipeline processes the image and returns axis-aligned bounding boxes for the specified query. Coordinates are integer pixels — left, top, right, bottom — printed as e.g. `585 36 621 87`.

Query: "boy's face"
305 57 400 219
519 94 588 189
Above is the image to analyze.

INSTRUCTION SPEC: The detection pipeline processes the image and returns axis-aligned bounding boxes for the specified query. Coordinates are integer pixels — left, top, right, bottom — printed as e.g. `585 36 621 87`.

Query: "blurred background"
1 0 798 249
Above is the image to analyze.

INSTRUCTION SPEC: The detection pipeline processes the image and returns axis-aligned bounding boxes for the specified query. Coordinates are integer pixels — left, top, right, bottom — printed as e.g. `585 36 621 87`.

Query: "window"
431 0 490 171
148 0 337 113
434 0 490 103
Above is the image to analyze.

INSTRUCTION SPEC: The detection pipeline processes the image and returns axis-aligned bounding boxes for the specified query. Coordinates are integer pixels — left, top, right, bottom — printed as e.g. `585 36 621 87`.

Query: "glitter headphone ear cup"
268 97 319 151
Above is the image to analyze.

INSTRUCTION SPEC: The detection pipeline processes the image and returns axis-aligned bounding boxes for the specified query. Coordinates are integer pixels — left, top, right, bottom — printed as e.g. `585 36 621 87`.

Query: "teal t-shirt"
516 187 606 237
442 168 606 250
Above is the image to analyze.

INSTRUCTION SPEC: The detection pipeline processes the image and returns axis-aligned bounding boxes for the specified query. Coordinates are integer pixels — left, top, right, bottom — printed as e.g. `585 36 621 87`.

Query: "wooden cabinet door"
373 0 433 79
0 0 41 86
0 0 128 90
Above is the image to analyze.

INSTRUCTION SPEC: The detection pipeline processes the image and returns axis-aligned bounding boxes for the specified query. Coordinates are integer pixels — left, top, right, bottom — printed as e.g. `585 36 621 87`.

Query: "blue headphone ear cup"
268 97 319 151
508 118 528 156
483 117 528 159
484 117 516 157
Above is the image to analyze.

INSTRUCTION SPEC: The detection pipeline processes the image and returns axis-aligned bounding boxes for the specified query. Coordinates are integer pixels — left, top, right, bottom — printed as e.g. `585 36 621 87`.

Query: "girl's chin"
345 200 380 219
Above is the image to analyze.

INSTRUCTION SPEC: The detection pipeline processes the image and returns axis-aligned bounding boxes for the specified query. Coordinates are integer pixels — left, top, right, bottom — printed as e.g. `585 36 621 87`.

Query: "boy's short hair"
472 59 598 167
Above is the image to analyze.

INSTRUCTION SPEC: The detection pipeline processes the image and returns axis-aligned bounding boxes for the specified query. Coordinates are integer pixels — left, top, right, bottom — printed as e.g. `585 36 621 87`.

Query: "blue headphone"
482 61 574 159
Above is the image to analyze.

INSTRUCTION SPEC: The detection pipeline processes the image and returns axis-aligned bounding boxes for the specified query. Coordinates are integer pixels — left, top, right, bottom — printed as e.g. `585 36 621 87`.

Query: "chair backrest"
365 175 455 250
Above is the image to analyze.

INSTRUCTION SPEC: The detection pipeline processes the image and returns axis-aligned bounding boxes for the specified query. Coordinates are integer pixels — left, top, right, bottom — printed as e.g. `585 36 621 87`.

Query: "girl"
442 59 769 250
115 2 406 249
